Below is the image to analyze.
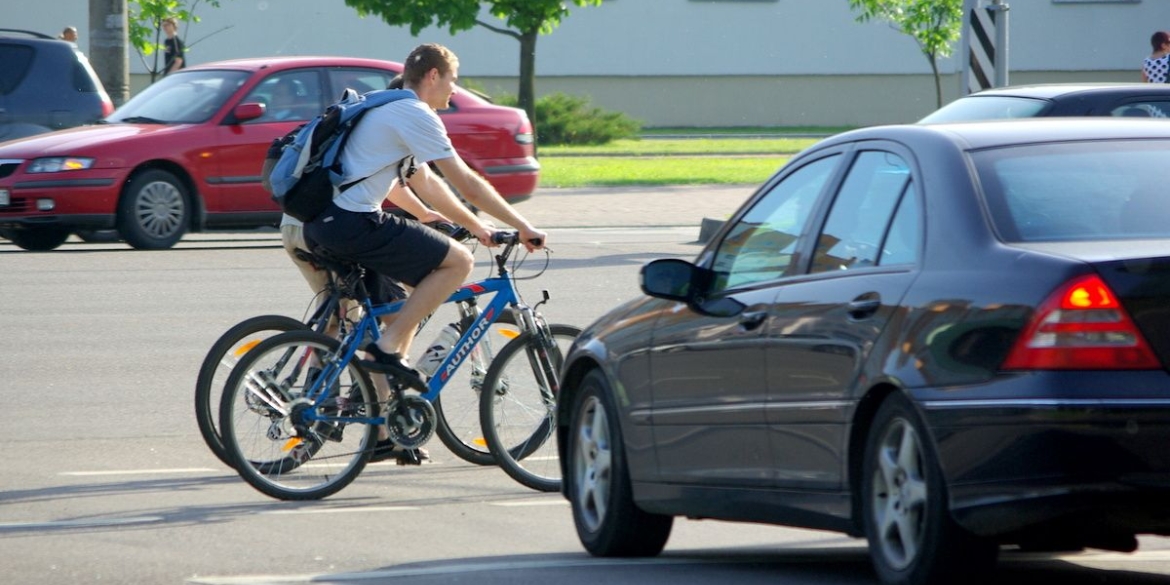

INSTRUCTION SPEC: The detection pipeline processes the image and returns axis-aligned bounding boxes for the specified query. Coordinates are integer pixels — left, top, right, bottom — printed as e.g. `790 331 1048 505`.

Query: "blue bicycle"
218 231 580 500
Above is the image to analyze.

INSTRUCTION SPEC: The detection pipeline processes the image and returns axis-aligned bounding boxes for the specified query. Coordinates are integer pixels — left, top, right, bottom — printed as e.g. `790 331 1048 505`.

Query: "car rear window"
972 140 1170 242
919 96 1049 123
0 44 34 95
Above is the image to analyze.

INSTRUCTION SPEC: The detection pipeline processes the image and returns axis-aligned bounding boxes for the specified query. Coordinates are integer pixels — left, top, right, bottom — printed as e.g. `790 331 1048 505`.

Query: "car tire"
3 227 72 251
117 169 190 250
74 229 121 243
567 369 673 556
862 394 998 585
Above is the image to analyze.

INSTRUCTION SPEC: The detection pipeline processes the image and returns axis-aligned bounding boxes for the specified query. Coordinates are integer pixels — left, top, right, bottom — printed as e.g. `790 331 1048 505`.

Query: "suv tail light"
1002 274 1161 370
100 99 115 118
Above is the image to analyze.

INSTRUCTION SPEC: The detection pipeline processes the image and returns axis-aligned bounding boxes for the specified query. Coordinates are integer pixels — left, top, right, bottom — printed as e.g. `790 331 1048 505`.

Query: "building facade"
4 0 1165 126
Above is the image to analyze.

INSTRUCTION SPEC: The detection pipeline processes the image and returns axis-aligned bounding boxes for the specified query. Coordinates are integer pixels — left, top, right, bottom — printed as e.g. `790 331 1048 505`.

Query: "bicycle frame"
287 238 554 430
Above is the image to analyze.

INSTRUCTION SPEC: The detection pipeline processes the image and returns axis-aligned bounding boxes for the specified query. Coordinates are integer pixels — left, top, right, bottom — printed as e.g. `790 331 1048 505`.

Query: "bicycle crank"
384 394 436 449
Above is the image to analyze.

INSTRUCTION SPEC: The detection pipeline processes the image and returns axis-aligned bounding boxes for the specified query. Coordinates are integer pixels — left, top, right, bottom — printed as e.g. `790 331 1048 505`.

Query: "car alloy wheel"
118 169 189 250
862 394 997 585
568 370 672 557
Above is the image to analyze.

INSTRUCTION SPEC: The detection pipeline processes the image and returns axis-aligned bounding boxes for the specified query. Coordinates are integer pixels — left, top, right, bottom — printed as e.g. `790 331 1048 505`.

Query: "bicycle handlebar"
491 230 542 247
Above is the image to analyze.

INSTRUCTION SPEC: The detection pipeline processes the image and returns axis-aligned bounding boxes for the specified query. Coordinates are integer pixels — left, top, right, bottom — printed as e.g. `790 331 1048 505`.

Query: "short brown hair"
162 17 178 27
1152 31 1170 52
402 44 458 86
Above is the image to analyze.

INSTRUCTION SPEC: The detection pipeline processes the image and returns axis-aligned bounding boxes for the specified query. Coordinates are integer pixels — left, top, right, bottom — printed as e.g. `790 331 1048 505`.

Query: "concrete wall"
3 0 1164 127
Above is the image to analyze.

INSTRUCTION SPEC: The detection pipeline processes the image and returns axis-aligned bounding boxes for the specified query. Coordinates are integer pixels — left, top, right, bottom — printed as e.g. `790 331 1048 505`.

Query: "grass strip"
538 155 789 188
542 137 819 157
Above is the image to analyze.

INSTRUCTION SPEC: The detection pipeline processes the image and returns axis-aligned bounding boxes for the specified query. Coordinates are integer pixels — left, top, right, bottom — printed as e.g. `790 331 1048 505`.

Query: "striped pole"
960 0 1010 96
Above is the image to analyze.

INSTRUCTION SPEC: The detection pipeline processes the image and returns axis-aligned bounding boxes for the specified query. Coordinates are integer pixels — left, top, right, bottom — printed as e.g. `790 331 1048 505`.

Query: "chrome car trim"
635 400 851 418
921 398 1170 409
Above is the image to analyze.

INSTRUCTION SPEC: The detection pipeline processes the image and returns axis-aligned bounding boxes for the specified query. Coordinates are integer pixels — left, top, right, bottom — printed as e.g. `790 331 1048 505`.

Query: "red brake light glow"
1001 274 1161 370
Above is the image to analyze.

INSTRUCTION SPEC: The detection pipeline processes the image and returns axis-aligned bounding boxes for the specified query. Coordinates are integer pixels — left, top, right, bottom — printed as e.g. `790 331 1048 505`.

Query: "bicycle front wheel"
480 323 581 492
195 314 307 468
219 330 378 501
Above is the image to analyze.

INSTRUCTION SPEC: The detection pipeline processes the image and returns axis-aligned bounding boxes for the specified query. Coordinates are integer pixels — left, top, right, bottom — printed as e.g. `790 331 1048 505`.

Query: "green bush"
496 92 641 146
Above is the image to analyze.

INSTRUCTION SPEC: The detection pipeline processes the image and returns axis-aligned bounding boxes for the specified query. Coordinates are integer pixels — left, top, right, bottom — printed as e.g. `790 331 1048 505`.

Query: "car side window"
710 155 840 291
880 179 921 266
1111 102 1170 118
328 69 396 97
244 70 321 123
810 151 910 273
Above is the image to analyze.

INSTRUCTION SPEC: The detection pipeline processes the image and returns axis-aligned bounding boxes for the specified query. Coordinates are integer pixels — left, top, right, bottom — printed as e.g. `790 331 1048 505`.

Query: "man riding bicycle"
303 43 547 456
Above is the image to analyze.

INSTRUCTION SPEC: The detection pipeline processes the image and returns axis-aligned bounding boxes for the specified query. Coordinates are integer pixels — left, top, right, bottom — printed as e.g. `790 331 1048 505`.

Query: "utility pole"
90 0 130 106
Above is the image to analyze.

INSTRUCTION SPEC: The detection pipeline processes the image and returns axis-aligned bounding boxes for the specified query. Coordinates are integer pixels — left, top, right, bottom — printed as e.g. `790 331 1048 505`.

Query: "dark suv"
0 29 114 143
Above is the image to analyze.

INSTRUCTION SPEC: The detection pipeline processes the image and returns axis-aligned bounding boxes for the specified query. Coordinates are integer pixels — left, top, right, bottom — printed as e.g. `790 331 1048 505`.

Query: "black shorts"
304 202 451 288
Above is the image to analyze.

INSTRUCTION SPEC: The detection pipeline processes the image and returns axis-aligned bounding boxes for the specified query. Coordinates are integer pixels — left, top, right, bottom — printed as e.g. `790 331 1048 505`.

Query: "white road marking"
0 516 163 529
489 499 568 507
60 468 218 476
261 506 420 515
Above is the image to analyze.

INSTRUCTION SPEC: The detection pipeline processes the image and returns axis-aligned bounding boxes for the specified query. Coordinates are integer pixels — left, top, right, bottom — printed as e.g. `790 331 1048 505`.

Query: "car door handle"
740 310 768 331
848 297 881 319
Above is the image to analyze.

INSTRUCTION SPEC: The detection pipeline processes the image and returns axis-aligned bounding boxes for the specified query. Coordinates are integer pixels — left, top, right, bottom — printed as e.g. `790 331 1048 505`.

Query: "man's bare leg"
374 242 473 359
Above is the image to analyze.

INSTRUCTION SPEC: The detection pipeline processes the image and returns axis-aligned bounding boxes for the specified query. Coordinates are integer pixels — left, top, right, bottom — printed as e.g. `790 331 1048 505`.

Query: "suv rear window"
0 44 34 95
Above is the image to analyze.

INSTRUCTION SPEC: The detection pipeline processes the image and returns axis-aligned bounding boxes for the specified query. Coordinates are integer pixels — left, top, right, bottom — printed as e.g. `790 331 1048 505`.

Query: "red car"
0 56 539 251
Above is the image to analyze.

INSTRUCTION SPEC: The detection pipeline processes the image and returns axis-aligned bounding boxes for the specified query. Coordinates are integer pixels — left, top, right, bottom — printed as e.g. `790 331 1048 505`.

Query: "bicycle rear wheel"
431 310 520 465
220 330 377 501
480 324 581 492
195 315 307 468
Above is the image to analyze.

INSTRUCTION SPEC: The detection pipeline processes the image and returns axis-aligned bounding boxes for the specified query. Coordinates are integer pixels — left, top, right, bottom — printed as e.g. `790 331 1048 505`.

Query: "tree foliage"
341 0 603 136
129 0 229 82
848 0 963 108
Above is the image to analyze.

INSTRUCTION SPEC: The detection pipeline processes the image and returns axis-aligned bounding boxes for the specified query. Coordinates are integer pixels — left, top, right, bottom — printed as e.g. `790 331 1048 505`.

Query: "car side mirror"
233 102 265 123
641 258 745 318
641 258 701 302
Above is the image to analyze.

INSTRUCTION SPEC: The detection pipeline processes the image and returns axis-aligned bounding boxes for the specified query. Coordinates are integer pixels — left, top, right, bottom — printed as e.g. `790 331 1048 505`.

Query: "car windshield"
919 96 1049 123
107 69 250 124
973 139 1170 242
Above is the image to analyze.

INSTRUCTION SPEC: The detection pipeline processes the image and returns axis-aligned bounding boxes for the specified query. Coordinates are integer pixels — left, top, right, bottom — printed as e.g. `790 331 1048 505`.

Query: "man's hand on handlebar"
518 227 548 252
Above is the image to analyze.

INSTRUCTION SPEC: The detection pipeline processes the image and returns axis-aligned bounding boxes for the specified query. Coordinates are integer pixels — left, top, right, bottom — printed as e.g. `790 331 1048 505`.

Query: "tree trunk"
518 29 538 152
930 54 942 108
89 0 130 106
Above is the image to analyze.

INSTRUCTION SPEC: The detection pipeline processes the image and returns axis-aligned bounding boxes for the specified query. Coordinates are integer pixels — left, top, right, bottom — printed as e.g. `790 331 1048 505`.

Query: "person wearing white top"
304 43 547 385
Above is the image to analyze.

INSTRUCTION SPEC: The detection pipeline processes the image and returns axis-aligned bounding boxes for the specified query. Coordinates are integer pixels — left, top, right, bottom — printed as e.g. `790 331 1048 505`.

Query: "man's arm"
430 156 546 249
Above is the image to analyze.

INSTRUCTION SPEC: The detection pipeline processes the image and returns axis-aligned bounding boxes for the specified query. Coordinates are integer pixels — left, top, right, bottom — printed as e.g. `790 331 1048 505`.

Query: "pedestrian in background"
58 26 77 43
162 17 185 75
1142 31 1170 82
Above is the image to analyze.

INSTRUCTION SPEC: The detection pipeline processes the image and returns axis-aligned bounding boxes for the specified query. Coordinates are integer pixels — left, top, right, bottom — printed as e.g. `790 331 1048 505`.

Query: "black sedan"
556 119 1170 585
919 83 1170 122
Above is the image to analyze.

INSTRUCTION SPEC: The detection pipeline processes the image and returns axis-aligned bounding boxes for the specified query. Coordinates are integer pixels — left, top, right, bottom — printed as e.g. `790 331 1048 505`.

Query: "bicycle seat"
294 247 363 276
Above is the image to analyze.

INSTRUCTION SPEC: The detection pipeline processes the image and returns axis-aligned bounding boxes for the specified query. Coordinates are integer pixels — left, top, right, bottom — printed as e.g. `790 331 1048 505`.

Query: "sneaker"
368 438 430 465
358 344 427 391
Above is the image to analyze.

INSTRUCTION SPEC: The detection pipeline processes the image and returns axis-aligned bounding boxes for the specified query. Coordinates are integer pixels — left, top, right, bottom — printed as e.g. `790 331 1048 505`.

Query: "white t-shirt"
332 91 456 213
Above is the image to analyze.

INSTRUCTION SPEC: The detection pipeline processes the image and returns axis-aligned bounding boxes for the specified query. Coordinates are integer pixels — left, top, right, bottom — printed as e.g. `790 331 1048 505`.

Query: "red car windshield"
107 69 251 124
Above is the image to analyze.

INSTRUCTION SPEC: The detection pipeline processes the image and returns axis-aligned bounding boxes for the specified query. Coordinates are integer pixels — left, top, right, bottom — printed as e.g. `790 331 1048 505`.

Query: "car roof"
823 117 1170 151
964 83 1170 99
182 56 405 72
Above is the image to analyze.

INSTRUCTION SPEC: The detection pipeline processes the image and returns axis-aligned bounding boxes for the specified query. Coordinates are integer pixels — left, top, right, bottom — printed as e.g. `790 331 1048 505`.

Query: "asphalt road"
5 186 1170 584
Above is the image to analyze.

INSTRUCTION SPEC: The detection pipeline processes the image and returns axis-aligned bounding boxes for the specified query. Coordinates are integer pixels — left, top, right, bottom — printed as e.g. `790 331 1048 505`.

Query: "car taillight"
1002 274 1161 370
514 117 534 145
101 99 115 118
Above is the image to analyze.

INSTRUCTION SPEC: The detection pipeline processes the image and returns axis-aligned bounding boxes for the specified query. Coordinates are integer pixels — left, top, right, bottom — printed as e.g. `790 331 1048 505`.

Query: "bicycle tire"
480 324 581 492
219 330 378 501
432 310 519 466
195 314 308 468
